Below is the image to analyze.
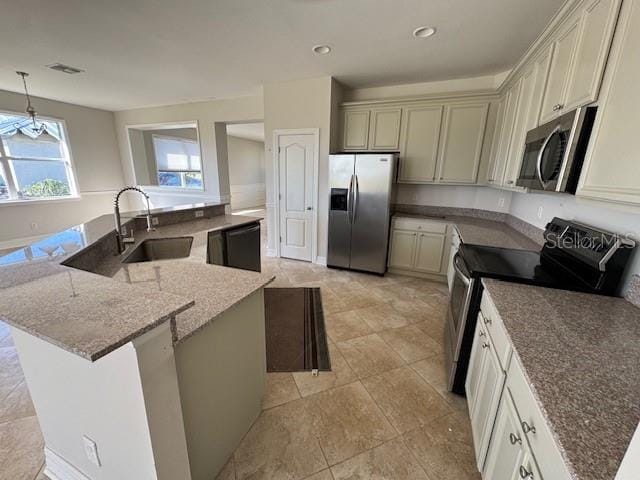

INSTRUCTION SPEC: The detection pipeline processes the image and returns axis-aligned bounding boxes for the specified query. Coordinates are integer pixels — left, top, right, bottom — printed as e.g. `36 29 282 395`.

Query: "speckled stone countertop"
393 213 541 250
0 204 273 360
483 279 640 480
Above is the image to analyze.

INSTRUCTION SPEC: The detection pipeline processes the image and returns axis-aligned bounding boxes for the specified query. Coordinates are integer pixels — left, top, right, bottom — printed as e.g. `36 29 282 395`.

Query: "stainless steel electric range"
445 217 636 394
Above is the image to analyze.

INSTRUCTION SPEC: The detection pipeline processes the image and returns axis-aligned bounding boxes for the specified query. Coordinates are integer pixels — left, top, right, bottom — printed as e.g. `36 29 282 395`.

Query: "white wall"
509 191 640 292
263 77 333 260
227 135 265 209
114 95 263 210
0 89 126 246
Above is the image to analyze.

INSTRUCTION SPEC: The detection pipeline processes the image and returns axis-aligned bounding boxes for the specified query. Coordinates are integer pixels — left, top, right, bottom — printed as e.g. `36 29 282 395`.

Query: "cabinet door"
578 0 640 205
517 452 543 480
437 103 489 184
466 319 488 416
342 110 370 150
539 18 581 123
529 44 554 130
414 232 446 273
486 100 505 185
388 230 417 269
469 337 506 469
369 108 402 150
564 0 622 110
483 392 526 480
398 105 443 183
503 66 538 187
494 83 522 186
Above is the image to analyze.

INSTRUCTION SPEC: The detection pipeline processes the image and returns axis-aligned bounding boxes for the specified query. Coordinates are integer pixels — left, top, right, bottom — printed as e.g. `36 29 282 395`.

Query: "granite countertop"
392 213 540 250
0 205 273 361
483 279 640 480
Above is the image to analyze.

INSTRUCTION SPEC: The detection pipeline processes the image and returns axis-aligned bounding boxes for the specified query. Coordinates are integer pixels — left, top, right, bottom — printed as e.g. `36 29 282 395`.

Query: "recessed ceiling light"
312 45 332 55
412 26 436 38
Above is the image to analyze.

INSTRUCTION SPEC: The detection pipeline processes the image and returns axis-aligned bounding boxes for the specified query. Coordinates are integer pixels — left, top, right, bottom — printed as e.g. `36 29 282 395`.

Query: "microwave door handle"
453 253 471 286
536 126 561 189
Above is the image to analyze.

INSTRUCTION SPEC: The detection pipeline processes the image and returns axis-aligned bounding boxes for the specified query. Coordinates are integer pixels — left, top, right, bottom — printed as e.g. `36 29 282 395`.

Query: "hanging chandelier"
6 71 59 144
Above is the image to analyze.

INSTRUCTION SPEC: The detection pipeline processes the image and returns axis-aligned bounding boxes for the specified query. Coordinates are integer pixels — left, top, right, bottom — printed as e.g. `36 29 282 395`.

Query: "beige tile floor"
0 209 480 480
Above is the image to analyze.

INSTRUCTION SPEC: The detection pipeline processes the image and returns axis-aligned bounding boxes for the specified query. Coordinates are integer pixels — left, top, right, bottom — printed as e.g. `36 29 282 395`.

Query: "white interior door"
277 133 315 261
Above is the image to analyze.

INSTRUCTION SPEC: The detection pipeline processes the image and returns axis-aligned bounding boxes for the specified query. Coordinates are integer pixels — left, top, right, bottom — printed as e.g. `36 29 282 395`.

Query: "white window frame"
0 110 80 206
151 133 204 190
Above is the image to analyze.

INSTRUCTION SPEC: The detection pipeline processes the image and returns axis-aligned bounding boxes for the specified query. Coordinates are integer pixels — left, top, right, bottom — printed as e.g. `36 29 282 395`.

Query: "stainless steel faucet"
114 186 155 254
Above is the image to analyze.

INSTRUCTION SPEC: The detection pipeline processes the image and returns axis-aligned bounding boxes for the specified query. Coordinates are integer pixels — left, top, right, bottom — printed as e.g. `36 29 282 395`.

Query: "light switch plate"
194 210 204 218
83 435 101 467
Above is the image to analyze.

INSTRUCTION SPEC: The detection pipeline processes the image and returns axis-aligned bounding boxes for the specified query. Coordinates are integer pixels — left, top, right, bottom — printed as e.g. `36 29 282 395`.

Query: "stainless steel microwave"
517 106 597 193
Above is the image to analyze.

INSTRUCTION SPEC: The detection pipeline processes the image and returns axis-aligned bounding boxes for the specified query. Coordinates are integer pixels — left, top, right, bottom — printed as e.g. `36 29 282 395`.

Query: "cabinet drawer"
480 293 512 371
392 217 448 234
507 358 573 480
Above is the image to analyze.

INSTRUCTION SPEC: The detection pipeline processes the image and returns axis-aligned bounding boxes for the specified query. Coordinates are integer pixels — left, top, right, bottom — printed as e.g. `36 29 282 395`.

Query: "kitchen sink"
122 237 194 263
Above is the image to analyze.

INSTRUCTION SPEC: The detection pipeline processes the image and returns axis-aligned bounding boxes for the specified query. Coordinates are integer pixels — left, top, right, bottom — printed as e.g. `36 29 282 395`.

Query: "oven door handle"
453 253 470 286
536 125 560 190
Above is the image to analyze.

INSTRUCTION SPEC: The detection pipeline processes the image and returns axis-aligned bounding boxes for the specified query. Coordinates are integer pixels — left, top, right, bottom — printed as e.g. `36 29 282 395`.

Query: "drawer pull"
484 317 492 326
522 421 536 435
519 465 534 479
509 433 522 445
482 342 490 349
479 331 486 337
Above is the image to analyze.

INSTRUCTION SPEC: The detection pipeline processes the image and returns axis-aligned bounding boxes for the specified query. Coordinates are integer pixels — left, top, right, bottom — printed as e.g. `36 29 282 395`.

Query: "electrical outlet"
82 435 101 467
537 206 543 219
498 197 505 208
194 210 204 218
152 217 159 226
30 222 39 231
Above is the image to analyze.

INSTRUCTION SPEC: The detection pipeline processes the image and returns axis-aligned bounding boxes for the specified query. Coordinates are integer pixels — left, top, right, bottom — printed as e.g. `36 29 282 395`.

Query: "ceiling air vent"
46 63 85 75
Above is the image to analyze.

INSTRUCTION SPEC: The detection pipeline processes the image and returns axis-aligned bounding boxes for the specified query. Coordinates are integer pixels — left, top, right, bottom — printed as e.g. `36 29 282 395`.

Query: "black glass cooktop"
459 243 587 290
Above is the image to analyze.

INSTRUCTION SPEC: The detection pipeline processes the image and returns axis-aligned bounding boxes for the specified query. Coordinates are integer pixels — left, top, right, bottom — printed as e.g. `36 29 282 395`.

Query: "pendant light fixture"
8 72 59 143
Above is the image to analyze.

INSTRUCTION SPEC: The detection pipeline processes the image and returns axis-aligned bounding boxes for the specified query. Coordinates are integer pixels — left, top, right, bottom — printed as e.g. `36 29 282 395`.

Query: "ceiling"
0 0 565 111
226 123 265 143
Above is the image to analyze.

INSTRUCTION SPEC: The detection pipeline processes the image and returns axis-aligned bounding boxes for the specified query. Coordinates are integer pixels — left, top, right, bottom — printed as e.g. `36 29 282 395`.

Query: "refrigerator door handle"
353 175 359 223
347 174 354 224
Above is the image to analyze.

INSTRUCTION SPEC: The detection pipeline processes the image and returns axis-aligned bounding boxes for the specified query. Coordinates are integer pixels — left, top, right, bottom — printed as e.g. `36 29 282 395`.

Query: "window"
0 113 77 202
152 134 203 189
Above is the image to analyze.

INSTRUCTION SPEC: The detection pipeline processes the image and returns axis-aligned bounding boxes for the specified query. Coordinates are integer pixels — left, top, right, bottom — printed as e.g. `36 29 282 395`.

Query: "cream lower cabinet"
387 217 448 279
470 291 572 480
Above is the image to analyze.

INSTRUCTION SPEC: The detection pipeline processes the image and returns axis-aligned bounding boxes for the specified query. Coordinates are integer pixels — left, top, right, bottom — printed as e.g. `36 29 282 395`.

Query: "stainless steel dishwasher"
207 222 261 272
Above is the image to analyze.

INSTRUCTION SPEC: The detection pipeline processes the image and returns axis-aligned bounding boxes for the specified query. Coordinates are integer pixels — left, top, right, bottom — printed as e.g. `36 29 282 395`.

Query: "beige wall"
263 77 333 260
0 89 126 246
114 95 263 209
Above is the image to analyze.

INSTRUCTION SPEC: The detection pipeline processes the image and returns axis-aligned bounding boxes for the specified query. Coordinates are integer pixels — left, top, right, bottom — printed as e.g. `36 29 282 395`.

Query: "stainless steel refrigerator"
327 153 397 274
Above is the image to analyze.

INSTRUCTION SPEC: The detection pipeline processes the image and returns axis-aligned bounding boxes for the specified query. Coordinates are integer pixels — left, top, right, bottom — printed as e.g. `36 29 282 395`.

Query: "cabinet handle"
412 233 417 237
482 342 490 349
507 180 514 184
485 317 492 326
440 177 444 180
553 103 564 111
519 465 534 479
522 421 536 435
479 331 486 337
509 433 522 445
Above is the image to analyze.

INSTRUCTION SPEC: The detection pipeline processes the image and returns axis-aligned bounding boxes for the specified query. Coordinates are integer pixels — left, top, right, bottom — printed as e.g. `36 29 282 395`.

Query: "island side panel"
11 326 161 480
174 289 267 480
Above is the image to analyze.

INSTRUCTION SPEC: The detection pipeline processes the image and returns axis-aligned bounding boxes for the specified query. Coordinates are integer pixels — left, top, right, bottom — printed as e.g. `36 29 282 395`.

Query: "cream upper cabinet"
493 83 522 186
564 0 622 110
398 105 443 183
503 65 538 188
436 103 489 184
539 0 621 123
414 232 446 273
578 0 640 205
539 18 580 124
486 99 506 185
369 107 402 150
341 110 370 150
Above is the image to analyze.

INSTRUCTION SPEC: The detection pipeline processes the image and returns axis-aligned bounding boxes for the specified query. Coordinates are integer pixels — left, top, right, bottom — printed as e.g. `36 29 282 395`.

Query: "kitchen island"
0 202 273 480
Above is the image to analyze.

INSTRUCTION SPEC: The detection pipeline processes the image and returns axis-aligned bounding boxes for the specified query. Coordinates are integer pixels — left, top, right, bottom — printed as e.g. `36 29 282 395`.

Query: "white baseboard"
44 447 91 480
266 248 277 257
314 256 327 266
230 183 266 210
